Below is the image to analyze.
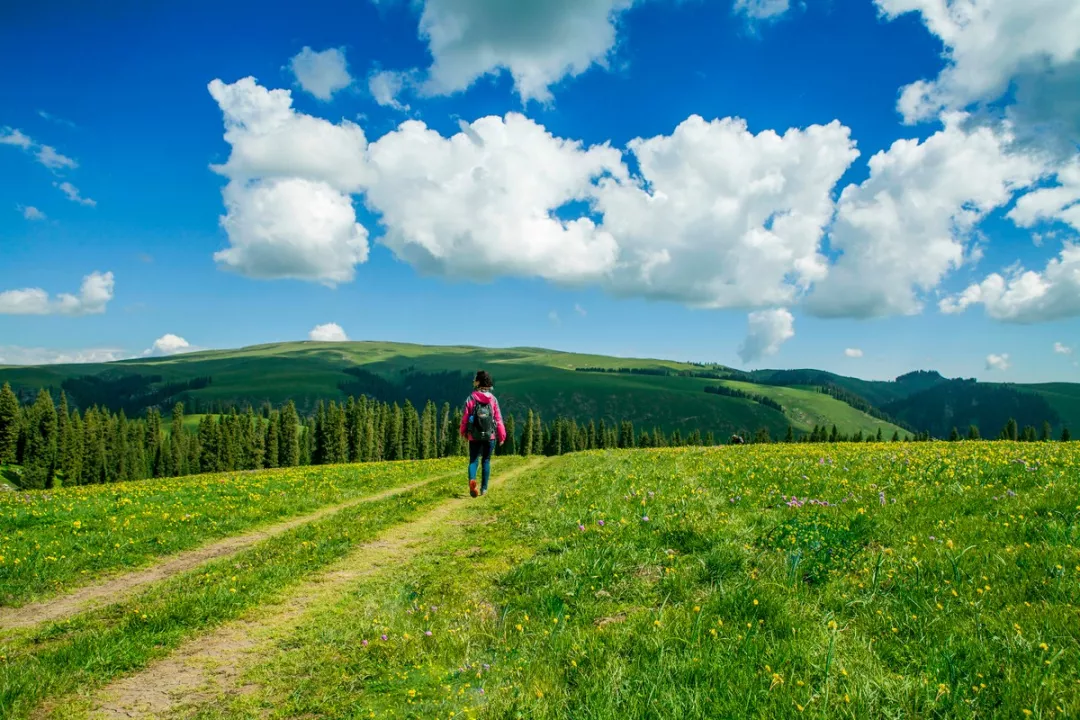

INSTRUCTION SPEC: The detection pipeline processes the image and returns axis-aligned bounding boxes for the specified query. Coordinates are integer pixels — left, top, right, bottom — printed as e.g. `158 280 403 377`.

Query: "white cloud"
0 346 125 366
844 347 863 358
38 110 77 128
0 127 33 149
309 322 349 342
415 0 637 103
876 0 1080 144
54 181 96 206
806 113 1046 318
1054 341 1073 355
288 47 353 101
19 205 46 220
208 77 372 193
738 308 794 363
1008 158 1080 233
142 334 194 357
985 353 1011 371
594 115 857 308
939 243 1080 322
364 113 624 284
1 127 78 171
207 78 372 284
368 69 411 110
734 0 790 21
574 303 587 316
0 271 114 316
215 177 369 285
36 145 77 170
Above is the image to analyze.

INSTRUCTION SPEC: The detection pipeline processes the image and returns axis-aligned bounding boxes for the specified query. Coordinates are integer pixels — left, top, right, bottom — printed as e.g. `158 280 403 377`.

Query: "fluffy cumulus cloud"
415 0 637 103
365 113 625 283
806 114 1046 318
844 348 863 358
309 322 349 341
0 346 125 366
288 47 353 100
143 333 193 357
876 0 1080 145
1008 158 1080 233
594 116 857 308
0 271 114 316
738 308 794 363
985 353 1011 371
368 69 412 110
208 78 372 284
1054 342 1073 355
939 243 1080 322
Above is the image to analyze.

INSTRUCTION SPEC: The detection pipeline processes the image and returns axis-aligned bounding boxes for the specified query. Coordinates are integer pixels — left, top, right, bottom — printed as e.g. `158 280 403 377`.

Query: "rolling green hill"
0 341 906 440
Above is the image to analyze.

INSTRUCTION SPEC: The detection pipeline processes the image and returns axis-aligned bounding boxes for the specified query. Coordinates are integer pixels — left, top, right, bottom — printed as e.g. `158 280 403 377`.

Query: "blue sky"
1 0 1078 382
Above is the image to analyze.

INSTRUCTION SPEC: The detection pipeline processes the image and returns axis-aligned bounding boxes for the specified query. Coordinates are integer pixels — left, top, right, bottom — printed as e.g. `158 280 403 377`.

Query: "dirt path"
73 458 545 720
1 470 456 636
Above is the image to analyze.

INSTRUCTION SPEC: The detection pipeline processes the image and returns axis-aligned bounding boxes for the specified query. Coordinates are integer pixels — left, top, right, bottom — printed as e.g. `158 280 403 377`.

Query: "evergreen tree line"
1 381 1071 491
703 385 785 413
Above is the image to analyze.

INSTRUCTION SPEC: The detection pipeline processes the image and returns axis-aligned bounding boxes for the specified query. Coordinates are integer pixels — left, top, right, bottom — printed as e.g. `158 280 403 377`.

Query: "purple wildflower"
642 515 650 522
362 639 368 647
598 519 605 526
425 630 433 637
579 524 586 532
381 634 388 641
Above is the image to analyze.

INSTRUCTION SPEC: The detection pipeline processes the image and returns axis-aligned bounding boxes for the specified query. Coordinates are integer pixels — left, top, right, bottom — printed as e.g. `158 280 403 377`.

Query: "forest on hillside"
0 382 1070 491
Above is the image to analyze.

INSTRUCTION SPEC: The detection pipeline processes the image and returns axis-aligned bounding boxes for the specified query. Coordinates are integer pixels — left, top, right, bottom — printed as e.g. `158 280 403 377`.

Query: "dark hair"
474 370 493 388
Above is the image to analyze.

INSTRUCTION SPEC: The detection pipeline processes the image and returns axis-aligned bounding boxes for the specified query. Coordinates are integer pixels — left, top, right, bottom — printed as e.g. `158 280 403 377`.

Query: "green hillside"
0 341 904 439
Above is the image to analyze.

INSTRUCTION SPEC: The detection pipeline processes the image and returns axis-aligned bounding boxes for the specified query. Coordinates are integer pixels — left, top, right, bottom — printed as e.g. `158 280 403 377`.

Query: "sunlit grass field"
2 442 1077 719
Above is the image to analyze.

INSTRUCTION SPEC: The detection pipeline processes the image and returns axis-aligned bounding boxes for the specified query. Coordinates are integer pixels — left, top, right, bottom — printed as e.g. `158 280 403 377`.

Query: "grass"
719 380 906 437
0 459 524 720
0 457 464 607
178 443 1079 719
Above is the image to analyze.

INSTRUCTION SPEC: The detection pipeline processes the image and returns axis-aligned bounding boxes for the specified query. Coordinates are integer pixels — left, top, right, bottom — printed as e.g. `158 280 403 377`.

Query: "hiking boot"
469 479 479 498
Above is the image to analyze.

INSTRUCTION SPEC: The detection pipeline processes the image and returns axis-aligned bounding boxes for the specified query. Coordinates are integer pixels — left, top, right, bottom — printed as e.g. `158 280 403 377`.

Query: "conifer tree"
597 419 608 450
0 382 19 463
829 425 839 443
170 403 186 477
1061 427 1071 442
532 413 544 455
891 430 900 442
784 425 795 443
264 412 280 469
875 427 883 442
949 427 960 441
520 410 534 457
280 400 301 467
388 404 404 461
439 402 452 458
23 389 58 489
1040 420 1052 442
705 431 715 446
64 409 84 483
587 420 597 450
1003 418 1018 441
403 400 420 460
968 424 980 440
503 414 516 456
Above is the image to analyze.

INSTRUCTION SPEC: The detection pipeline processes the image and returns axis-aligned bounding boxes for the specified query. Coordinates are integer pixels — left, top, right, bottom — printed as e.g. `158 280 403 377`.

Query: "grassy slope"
0 341 916 438
720 380 906 437
1022 382 1080 432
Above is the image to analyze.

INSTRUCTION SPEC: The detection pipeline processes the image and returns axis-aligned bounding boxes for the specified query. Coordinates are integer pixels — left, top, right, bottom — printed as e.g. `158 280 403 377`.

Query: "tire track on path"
1 469 459 636
73 458 547 720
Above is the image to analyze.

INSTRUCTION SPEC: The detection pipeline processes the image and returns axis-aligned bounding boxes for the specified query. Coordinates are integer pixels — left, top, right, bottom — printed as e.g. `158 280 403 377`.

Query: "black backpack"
471 397 496 441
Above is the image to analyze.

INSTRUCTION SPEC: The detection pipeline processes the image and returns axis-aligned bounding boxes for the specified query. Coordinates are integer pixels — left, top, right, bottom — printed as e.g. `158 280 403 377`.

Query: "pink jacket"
459 390 507 444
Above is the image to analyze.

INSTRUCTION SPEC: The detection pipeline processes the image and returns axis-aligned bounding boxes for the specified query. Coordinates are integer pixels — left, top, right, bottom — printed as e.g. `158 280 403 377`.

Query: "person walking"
459 370 506 497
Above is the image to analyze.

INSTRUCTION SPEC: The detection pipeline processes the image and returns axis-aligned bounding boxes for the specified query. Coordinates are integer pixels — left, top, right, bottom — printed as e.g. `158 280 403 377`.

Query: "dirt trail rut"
77 458 545 720
1 471 455 635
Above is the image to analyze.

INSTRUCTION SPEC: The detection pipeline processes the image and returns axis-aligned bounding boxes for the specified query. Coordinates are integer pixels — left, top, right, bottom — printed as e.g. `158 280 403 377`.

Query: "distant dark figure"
729 434 745 445
459 370 506 497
